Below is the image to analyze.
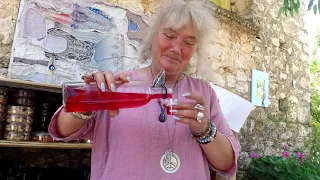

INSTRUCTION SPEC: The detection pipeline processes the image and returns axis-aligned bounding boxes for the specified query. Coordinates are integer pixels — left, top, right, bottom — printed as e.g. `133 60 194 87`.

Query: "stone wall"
0 0 19 75
0 0 311 178
237 0 312 177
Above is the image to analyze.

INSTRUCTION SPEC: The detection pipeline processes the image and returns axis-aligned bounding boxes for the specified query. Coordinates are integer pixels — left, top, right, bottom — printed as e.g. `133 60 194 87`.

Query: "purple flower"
296 152 305 159
250 152 260 159
283 143 289 150
296 152 305 164
282 151 290 158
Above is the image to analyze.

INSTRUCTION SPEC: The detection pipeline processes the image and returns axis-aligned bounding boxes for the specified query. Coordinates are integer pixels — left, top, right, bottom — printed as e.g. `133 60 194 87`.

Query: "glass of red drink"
164 98 178 115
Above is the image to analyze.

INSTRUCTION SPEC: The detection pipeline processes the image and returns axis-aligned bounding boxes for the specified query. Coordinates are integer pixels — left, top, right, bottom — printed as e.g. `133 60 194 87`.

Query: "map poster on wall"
8 0 149 85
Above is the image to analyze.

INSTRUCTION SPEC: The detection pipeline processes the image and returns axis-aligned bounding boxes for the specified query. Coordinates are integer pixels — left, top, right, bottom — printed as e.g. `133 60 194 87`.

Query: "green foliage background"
280 0 320 16
248 155 320 180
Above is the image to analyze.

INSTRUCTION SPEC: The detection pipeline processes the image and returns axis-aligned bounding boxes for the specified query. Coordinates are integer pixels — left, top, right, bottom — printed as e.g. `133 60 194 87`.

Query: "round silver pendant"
160 149 180 173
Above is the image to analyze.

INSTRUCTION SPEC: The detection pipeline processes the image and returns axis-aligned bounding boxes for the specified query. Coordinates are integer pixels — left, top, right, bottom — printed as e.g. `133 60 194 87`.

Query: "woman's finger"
102 71 116 92
172 116 198 126
169 109 200 120
94 71 108 92
182 92 205 105
116 73 130 82
82 73 95 84
170 101 197 110
114 73 131 87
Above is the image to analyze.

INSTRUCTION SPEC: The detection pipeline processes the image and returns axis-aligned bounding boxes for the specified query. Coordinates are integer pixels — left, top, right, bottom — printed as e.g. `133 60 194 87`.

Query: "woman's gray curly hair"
140 0 214 74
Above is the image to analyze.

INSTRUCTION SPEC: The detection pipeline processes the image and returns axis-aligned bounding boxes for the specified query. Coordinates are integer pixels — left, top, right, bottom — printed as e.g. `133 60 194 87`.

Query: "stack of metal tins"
5 89 35 141
0 87 8 139
32 102 53 143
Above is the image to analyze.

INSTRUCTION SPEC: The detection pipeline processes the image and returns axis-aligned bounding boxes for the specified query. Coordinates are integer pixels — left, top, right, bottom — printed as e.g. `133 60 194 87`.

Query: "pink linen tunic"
49 71 241 180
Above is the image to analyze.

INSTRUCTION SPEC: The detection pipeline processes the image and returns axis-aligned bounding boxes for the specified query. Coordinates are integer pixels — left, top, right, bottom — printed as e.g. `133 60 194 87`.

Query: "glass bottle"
62 81 173 112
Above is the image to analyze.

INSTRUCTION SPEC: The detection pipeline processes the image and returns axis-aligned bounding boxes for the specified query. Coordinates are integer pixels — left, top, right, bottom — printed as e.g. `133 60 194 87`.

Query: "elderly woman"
49 1 240 179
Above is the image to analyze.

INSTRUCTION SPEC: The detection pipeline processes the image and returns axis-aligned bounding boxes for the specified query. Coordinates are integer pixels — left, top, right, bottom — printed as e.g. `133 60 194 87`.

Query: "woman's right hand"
82 71 131 117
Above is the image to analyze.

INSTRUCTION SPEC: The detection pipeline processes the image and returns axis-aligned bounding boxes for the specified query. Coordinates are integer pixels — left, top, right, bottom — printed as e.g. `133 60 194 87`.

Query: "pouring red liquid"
63 81 173 112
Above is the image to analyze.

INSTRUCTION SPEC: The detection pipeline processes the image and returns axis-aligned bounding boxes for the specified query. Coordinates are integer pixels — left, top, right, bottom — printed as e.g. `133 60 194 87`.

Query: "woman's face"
151 22 198 75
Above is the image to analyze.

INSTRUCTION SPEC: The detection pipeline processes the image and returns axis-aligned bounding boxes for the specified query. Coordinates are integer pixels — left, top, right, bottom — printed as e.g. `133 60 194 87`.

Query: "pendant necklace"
160 118 180 173
150 66 181 173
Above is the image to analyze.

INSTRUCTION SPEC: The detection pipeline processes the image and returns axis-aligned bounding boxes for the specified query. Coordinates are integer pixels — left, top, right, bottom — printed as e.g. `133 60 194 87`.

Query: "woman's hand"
169 92 208 133
169 92 236 171
82 71 130 117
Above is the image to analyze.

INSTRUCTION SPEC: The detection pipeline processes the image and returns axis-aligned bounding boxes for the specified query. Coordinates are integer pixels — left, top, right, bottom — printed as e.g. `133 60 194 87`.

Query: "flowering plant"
247 143 320 180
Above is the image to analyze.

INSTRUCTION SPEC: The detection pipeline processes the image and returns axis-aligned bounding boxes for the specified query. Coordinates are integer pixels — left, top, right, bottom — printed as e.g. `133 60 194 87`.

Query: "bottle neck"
150 87 173 99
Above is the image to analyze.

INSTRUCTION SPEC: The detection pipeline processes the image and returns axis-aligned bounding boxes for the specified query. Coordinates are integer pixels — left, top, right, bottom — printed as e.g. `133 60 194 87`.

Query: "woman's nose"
169 40 182 55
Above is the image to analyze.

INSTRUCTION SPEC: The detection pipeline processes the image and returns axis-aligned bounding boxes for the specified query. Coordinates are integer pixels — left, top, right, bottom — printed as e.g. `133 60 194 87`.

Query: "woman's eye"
164 34 174 39
184 41 194 46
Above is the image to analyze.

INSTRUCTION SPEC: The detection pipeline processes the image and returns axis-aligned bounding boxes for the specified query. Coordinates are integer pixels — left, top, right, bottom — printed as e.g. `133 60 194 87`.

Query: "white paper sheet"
209 83 255 133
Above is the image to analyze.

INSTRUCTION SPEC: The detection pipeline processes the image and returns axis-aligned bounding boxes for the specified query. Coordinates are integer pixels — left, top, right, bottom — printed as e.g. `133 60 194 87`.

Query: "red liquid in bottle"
63 83 173 112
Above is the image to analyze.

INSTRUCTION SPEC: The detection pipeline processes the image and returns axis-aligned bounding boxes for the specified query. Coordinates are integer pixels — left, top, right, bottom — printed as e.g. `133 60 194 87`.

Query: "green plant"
310 120 320 164
279 0 301 17
279 0 319 17
247 148 320 180
310 59 320 122
310 48 320 162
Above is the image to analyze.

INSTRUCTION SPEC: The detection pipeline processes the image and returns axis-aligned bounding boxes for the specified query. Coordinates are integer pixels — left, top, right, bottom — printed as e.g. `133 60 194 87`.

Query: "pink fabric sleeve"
48 106 96 141
207 84 241 178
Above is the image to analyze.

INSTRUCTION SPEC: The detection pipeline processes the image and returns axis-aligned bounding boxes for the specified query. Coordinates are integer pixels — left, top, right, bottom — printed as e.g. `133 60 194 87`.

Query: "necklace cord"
150 66 179 151
162 86 168 99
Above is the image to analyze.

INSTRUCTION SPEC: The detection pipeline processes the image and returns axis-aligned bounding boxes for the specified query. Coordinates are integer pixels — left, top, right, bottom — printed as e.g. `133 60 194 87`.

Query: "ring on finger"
196 111 204 123
194 103 205 111
85 70 100 79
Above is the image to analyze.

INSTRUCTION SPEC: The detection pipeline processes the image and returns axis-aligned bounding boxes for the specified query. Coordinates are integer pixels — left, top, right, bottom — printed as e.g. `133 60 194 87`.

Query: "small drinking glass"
164 98 178 115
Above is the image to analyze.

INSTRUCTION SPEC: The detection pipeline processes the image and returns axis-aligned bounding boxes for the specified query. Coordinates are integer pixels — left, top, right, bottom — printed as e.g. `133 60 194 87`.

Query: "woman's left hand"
169 92 209 133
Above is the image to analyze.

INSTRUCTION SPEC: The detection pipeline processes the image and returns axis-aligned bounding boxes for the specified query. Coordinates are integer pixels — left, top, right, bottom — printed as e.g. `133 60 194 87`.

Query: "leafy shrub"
247 144 320 180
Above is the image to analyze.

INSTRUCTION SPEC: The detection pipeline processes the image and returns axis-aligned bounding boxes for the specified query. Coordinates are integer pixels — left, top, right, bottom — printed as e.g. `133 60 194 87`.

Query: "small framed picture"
251 69 270 107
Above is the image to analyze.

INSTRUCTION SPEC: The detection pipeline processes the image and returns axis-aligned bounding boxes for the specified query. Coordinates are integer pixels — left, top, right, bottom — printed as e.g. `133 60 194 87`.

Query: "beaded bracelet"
195 121 217 144
191 120 211 138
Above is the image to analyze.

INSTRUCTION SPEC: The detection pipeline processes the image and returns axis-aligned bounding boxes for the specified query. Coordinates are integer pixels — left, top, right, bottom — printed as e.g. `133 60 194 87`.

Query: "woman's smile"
163 55 181 63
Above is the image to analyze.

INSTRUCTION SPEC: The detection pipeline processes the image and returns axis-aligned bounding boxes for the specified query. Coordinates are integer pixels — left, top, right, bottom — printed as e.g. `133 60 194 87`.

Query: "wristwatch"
70 112 95 120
